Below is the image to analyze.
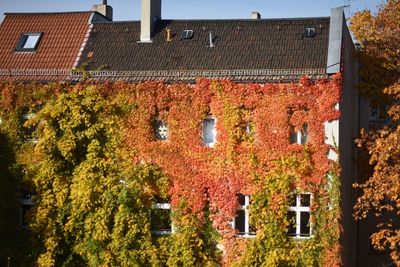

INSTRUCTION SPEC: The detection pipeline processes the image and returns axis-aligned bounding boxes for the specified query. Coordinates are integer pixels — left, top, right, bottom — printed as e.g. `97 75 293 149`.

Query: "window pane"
289 125 297 144
23 35 40 49
288 194 296 207
154 120 168 140
300 212 310 236
151 209 171 232
235 210 245 234
287 211 296 236
300 194 310 207
238 194 246 206
203 118 215 145
301 124 309 144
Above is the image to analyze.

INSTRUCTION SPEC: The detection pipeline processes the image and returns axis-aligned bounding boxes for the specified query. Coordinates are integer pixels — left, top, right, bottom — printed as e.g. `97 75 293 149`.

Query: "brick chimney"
140 0 161 42
91 0 113 21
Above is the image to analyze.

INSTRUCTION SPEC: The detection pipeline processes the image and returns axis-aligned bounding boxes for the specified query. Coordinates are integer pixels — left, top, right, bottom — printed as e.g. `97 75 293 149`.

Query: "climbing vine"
0 75 342 266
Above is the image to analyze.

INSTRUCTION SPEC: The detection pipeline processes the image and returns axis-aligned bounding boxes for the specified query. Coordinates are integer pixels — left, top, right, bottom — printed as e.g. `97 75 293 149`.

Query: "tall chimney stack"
140 0 162 42
91 0 113 21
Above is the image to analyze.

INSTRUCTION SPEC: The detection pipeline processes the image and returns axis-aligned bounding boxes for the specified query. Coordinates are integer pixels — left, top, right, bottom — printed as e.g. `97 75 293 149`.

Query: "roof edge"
4 11 95 16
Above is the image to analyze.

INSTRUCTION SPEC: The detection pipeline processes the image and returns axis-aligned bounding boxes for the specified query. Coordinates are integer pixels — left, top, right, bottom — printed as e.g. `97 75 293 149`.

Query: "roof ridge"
91 17 330 25
158 17 330 22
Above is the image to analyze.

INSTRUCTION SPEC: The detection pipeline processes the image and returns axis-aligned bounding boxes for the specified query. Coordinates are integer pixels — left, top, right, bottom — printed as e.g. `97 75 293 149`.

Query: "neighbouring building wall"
356 66 393 266
326 8 359 265
339 21 359 267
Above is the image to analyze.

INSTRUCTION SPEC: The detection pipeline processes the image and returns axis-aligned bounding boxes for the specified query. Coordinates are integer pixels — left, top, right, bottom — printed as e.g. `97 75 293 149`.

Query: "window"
21 193 35 227
233 194 255 237
290 124 308 145
203 116 216 147
304 27 316 38
287 193 312 238
154 119 168 140
16 32 42 51
22 113 38 143
245 122 252 135
151 199 172 235
181 30 193 40
370 103 389 121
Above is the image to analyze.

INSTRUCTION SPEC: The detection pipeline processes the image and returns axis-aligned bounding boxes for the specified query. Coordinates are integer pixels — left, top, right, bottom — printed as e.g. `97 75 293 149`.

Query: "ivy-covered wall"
0 76 342 266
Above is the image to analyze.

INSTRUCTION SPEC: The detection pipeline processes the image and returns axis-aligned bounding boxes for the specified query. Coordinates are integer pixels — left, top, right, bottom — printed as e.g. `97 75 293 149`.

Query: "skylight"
16 32 42 51
304 28 316 38
181 30 193 40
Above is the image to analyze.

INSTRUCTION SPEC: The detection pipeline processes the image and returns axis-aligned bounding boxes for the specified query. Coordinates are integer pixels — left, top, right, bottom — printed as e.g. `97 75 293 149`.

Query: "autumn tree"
29 85 167 266
350 0 400 101
351 0 400 264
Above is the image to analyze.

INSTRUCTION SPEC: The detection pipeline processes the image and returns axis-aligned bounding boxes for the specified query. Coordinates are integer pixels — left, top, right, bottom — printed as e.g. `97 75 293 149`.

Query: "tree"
30 86 166 266
355 86 400 265
351 0 400 264
350 0 400 101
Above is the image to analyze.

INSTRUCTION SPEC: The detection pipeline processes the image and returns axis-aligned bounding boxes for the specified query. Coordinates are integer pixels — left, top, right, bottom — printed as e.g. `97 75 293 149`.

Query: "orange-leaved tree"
352 0 400 264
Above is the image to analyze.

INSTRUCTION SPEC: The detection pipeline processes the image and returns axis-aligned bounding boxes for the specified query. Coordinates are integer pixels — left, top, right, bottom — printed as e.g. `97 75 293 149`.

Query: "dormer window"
16 32 42 51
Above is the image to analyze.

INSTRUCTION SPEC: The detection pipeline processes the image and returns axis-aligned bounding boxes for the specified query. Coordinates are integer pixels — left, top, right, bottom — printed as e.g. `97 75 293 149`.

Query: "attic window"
16 32 42 51
304 28 316 38
181 30 193 40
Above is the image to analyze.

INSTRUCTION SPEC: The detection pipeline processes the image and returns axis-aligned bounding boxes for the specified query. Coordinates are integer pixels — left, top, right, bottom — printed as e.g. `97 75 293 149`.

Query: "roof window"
304 28 316 38
16 32 42 51
181 30 193 40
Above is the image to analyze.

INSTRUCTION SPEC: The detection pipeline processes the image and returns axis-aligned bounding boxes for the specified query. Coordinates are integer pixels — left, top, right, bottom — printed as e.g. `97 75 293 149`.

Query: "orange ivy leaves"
123 75 342 242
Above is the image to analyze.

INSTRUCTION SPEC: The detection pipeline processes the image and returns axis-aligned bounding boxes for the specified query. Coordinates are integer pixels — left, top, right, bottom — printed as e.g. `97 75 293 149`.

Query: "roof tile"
0 12 93 70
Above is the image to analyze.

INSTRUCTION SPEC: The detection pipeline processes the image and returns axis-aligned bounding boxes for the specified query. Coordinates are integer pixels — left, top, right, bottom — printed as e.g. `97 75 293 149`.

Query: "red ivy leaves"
123 74 342 262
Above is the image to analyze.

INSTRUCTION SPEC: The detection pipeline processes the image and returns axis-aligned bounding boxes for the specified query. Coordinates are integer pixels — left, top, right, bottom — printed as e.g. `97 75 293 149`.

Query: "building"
0 0 385 266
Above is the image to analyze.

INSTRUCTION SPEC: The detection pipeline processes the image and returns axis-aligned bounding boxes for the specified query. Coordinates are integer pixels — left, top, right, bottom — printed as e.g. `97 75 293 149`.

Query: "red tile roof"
0 12 93 78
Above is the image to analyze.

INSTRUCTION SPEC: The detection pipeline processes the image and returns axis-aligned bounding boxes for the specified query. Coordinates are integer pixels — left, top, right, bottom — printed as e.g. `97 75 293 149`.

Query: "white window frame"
22 113 38 143
151 202 173 235
288 193 312 239
232 195 255 238
202 115 217 147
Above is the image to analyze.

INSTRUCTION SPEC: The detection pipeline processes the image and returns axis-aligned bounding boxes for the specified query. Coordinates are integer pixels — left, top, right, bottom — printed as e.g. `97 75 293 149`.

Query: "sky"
0 0 384 23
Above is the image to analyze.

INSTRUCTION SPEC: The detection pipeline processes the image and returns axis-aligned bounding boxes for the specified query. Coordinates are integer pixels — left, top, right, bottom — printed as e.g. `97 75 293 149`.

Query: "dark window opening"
300 212 310 236
151 208 171 232
235 209 246 234
300 194 311 207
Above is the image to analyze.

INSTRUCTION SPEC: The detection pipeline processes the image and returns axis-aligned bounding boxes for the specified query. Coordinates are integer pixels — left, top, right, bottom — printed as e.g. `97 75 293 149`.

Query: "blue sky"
0 0 384 22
